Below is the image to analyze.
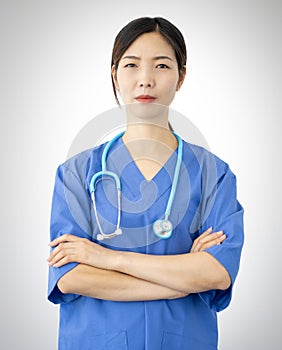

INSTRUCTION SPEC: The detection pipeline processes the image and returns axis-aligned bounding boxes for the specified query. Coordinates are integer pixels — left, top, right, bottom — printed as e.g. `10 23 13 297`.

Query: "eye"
156 63 170 69
124 63 137 68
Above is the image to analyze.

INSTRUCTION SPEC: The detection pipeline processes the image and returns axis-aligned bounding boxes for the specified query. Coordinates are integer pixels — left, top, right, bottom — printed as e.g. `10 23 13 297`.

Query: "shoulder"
57 143 107 183
182 140 234 179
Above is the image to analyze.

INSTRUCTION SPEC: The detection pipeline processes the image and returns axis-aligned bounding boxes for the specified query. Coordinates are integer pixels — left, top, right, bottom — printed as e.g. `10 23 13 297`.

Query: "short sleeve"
199 164 244 312
48 160 92 304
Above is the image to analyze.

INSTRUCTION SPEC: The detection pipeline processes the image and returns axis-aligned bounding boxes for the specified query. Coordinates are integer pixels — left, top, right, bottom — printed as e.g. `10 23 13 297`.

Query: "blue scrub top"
48 137 244 350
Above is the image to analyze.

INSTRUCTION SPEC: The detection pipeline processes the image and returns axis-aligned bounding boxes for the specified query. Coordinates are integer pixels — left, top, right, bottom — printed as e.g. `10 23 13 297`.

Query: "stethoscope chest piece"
153 219 173 239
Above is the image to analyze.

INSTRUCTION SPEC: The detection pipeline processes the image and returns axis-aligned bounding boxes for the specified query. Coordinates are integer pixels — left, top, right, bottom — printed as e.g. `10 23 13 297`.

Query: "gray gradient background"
1 0 281 349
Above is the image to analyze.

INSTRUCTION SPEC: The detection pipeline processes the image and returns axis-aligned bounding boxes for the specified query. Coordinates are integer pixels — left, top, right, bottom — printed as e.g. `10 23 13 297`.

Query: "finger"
197 234 226 252
192 230 225 253
49 234 78 247
51 255 76 268
193 232 226 253
201 226 213 236
48 242 65 262
48 249 68 266
190 227 213 251
201 231 224 244
48 244 78 266
48 242 76 263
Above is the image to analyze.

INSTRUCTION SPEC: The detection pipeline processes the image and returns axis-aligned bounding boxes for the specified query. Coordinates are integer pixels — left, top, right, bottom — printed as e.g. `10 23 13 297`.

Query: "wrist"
87 242 119 270
99 246 129 272
111 250 126 272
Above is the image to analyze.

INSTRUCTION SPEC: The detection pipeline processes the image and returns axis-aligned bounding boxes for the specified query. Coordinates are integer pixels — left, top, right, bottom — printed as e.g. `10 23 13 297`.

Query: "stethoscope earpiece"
97 228 122 241
96 233 104 241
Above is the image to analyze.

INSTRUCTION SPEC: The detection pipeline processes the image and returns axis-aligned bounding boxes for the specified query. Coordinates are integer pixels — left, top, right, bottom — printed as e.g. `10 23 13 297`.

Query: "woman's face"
112 32 185 108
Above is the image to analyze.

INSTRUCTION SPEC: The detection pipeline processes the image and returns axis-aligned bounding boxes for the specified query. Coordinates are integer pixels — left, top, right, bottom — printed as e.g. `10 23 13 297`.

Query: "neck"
123 102 174 143
121 123 178 178
123 123 176 149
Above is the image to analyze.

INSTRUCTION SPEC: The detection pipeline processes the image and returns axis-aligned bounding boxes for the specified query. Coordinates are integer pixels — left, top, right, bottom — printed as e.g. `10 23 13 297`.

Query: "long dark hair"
111 17 187 106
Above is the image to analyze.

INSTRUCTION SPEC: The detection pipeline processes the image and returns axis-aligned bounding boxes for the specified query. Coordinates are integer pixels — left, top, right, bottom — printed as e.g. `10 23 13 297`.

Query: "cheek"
161 77 179 97
116 72 133 94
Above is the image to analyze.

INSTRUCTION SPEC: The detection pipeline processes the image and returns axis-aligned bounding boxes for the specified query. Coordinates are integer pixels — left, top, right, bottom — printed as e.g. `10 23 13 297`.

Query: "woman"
48 17 244 350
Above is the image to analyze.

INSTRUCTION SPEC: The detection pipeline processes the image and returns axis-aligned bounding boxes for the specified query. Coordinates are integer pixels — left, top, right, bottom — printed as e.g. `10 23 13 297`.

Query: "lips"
135 95 156 103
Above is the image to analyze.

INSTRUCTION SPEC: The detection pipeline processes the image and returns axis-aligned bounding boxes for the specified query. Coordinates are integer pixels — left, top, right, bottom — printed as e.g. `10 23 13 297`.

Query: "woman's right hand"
190 227 226 253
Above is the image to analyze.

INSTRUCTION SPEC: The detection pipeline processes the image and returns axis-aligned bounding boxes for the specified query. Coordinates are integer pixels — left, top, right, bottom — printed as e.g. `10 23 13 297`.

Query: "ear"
176 66 186 91
111 65 119 90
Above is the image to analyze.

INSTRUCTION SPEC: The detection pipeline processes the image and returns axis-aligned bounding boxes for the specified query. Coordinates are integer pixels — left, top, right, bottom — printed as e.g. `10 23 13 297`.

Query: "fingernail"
217 231 223 235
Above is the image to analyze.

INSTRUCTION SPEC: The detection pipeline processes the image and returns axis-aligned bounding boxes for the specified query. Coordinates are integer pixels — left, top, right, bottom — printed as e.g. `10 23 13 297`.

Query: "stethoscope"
89 131 183 241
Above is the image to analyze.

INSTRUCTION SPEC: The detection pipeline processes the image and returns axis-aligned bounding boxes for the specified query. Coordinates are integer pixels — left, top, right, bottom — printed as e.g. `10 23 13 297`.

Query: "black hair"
111 17 187 105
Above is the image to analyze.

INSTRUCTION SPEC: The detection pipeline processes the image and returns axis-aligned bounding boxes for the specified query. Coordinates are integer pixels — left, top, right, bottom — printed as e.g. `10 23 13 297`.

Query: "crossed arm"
48 227 230 301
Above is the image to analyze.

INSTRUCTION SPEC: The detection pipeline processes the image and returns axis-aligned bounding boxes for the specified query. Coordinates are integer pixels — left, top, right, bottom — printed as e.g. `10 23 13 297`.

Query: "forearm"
49 232 230 296
114 251 231 293
57 263 188 301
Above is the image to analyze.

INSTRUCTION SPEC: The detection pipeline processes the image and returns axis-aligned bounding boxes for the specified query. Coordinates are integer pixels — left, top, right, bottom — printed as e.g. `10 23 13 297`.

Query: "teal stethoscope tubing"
89 131 183 240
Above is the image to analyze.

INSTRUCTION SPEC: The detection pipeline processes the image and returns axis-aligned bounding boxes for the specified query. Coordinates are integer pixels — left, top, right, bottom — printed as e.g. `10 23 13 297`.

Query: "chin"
125 102 169 124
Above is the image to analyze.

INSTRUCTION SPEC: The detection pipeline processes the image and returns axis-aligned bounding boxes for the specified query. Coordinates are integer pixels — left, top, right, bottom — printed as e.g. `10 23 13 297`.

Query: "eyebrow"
122 55 173 61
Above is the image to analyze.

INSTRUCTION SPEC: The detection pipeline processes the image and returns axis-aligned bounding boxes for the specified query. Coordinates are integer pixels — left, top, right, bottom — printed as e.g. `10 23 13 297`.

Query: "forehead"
122 32 176 58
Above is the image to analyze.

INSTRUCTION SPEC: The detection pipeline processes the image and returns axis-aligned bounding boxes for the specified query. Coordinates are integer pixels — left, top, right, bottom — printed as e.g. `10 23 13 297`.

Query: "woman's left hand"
47 234 113 269
190 227 226 253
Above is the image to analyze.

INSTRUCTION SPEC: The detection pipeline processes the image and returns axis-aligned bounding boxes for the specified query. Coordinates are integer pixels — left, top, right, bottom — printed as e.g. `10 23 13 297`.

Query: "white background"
0 0 281 349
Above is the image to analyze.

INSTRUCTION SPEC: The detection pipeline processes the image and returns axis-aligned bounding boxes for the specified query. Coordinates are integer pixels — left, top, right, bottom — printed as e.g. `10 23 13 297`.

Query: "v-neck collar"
107 137 179 200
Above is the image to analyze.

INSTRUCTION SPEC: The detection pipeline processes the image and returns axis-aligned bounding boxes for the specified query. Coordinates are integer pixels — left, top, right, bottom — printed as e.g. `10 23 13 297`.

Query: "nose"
139 82 152 88
138 68 154 88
